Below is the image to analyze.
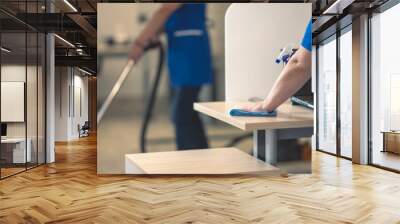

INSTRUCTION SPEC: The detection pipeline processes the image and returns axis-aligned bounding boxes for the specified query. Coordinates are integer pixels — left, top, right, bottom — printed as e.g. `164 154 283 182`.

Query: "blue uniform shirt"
165 4 213 87
301 20 312 52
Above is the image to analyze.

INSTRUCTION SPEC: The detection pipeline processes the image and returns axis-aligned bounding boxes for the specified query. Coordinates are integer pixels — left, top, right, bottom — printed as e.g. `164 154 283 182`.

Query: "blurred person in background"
129 3 213 150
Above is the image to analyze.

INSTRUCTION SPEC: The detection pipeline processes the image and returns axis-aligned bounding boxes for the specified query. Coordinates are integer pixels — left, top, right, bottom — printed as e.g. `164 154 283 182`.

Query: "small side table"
381 131 400 154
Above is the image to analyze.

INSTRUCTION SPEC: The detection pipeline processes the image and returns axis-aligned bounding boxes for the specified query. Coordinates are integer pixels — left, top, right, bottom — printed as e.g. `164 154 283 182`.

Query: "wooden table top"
194 101 313 131
125 148 279 175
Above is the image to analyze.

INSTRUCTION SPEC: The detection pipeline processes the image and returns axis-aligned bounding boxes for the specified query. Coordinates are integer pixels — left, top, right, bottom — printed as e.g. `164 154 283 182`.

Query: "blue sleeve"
301 20 312 52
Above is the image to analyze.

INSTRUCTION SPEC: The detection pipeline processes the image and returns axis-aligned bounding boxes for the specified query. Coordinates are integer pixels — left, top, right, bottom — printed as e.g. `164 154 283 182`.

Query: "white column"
46 32 55 163
352 14 369 164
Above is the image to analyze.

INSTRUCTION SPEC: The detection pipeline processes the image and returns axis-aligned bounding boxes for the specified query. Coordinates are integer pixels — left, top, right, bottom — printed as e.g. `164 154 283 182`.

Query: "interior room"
0 3 46 178
0 0 400 223
0 0 96 179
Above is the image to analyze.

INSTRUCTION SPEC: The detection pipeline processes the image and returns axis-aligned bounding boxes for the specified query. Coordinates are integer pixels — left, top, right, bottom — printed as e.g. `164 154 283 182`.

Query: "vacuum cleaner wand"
97 41 163 124
97 59 135 124
97 40 164 154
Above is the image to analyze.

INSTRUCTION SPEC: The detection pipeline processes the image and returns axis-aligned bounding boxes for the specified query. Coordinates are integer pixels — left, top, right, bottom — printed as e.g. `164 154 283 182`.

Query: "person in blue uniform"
129 3 212 150
242 20 312 112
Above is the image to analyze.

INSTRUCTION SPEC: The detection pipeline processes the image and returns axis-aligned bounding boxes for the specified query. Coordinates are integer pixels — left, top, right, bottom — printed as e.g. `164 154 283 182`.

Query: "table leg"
253 129 277 165
382 132 386 152
253 127 313 167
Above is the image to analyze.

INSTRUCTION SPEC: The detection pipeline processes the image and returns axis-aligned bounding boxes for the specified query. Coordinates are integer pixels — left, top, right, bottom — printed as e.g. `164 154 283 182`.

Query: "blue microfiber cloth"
229 109 277 117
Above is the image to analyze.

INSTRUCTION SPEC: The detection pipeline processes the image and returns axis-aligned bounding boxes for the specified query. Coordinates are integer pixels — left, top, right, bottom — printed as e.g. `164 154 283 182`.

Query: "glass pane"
339 29 352 158
1 30 28 177
39 3 46 163
26 0 39 169
371 4 400 171
27 31 38 169
38 33 46 165
317 37 337 154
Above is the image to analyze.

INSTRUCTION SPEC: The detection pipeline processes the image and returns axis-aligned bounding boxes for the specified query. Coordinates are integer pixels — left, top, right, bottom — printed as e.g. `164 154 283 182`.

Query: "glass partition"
38 32 46 165
317 36 337 155
0 1 46 179
27 30 38 169
1 31 28 177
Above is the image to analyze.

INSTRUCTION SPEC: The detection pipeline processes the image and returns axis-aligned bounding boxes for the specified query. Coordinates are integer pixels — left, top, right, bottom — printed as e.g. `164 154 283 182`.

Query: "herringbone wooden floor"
1 135 400 224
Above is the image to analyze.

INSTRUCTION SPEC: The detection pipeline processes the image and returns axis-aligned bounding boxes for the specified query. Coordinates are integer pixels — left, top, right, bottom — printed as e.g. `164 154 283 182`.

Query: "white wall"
55 67 68 141
71 74 89 138
225 3 311 101
75 74 89 122
55 67 89 141
97 4 160 50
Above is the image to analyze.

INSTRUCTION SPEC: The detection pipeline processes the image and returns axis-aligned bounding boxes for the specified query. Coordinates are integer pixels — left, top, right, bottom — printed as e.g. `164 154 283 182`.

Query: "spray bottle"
275 43 295 65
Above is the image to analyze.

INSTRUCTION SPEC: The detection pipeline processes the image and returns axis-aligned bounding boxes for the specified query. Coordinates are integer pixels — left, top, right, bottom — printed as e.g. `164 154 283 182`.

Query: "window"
370 3 400 171
317 36 337 155
339 28 352 158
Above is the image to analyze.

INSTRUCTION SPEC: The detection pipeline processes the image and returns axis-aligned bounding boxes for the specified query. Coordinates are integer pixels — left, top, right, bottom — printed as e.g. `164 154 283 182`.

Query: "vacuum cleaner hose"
139 42 164 153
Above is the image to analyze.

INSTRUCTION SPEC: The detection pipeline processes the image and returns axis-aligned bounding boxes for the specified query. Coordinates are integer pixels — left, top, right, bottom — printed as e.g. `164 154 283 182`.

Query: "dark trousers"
171 86 209 150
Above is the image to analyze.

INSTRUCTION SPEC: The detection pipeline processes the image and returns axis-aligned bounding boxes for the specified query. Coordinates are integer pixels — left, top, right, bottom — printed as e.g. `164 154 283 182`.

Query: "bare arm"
137 3 182 45
129 3 182 60
243 47 312 112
